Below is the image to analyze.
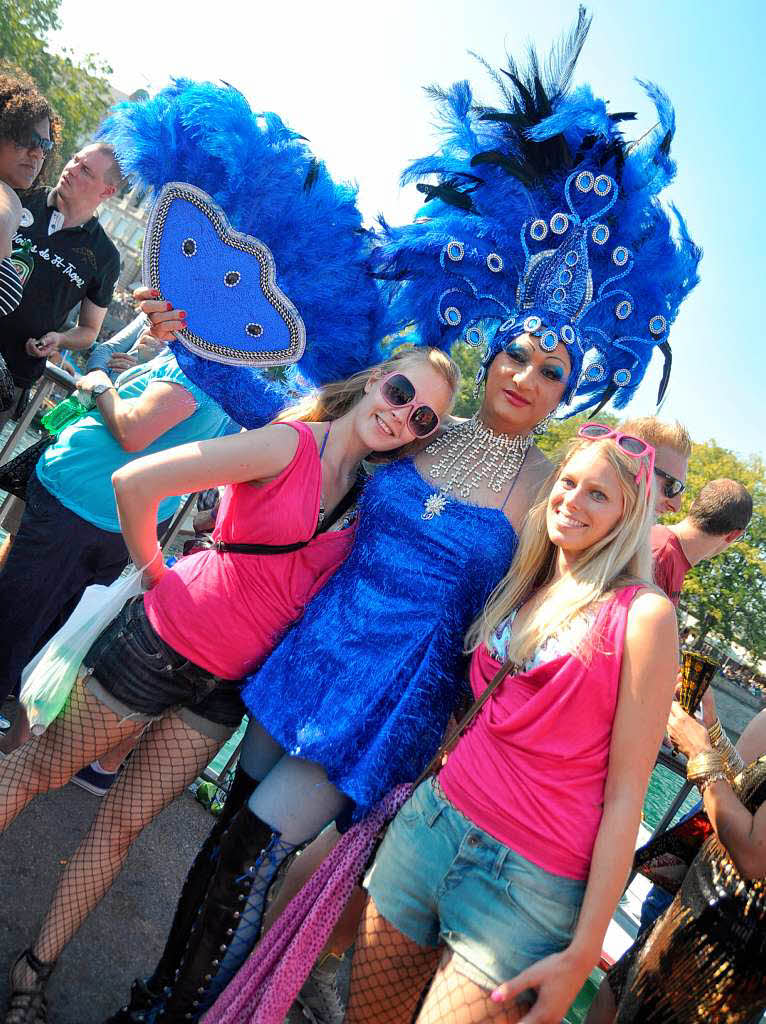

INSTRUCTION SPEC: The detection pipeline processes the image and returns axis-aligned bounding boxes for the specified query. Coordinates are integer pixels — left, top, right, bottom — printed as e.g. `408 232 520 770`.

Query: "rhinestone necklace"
421 416 533 520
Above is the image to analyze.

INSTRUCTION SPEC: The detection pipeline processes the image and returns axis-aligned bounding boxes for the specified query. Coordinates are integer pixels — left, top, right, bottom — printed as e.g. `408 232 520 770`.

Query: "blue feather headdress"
98 80 383 426
373 8 701 412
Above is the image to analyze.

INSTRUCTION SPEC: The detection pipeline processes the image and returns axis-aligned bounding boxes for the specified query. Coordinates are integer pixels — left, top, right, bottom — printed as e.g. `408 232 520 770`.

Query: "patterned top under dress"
242 457 518 819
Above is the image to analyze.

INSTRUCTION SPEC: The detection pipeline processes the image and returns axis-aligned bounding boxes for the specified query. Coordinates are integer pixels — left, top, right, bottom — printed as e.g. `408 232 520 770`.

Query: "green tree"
450 343 482 418
0 0 113 178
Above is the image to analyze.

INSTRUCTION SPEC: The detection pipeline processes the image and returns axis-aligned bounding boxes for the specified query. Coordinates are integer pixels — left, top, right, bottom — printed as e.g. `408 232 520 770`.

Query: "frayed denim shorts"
83 595 244 741
366 777 585 992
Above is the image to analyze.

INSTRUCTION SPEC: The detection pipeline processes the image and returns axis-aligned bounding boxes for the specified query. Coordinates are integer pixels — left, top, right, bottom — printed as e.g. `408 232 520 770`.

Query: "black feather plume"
470 5 594 184
591 382 619 416
303 158 320 192
416 182 477 212
657 341 672 404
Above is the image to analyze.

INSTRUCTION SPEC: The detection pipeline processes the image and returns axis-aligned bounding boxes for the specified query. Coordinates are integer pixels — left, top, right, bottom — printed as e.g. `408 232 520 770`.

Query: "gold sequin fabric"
615 756 766 1023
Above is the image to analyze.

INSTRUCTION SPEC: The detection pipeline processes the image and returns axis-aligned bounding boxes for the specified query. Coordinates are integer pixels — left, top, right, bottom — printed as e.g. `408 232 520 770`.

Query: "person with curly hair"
0 71 57 371
0 70 58 192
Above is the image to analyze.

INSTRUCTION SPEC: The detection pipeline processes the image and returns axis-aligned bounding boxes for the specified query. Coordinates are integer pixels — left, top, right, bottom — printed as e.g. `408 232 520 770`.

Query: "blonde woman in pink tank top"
0 347 460 1017
353 428 680 1024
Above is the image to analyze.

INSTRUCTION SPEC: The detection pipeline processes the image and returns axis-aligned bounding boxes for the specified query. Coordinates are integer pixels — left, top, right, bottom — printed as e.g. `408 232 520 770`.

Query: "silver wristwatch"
91 383 116 399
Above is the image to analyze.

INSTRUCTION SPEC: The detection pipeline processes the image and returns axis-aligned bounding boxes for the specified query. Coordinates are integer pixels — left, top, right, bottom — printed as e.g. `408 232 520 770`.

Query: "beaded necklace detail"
421 416 533 519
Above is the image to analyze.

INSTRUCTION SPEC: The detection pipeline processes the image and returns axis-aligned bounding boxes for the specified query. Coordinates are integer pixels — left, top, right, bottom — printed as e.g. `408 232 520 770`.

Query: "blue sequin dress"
241 458 517 818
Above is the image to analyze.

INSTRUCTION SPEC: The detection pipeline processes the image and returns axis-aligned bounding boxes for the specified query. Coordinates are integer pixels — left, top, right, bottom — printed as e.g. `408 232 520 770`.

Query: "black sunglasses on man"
655 466 686 499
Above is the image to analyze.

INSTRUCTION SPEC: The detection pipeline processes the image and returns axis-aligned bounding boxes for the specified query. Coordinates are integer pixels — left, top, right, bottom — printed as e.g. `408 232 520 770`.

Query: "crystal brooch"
422 492 448 520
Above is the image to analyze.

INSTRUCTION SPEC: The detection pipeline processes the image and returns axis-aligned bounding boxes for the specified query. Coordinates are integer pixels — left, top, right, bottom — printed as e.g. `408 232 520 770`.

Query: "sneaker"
0 713 10 731
296 951 353 1024
71 761 122 797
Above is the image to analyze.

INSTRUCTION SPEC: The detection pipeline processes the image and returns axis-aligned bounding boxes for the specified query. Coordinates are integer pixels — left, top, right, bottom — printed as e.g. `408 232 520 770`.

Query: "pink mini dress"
144 421 356 680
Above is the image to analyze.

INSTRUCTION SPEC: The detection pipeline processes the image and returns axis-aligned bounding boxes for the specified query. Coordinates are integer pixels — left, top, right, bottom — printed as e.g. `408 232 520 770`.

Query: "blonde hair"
466 436 655 665
619 416 692 460
275 346 460 428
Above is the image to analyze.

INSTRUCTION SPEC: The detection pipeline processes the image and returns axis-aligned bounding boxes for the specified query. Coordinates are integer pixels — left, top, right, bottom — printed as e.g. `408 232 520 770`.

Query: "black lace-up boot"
156 805 294 1023
5 949 55 1024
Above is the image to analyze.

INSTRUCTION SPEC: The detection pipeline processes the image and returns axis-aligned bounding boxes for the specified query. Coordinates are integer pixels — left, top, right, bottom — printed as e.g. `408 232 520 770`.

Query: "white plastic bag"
20 568 144 735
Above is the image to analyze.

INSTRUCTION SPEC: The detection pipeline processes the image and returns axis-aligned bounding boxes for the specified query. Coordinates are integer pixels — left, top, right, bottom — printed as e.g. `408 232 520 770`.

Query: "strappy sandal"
4 949 54 1024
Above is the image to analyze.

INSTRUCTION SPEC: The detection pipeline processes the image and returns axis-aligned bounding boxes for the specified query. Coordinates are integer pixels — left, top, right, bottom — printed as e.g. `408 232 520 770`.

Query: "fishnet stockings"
347 898 526 1024
0 677 140 835
418 960 526 1024
346 897 440 1024
0 678 220 992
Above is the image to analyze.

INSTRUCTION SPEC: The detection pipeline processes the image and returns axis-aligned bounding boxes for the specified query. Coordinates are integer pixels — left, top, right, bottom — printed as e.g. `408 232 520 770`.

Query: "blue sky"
54 0 765 461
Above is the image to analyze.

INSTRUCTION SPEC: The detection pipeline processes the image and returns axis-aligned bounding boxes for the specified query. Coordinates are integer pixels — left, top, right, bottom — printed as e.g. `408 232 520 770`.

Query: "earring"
533 412 554 436
472 369 485 400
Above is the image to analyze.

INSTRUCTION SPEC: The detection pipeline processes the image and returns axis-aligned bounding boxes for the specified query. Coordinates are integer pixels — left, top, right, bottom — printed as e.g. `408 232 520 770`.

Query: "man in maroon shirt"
651 524 692 606
651 479 752 605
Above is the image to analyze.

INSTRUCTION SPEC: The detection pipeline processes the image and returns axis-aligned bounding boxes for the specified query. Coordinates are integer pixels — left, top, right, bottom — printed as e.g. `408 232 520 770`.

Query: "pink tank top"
144 421 356 680
440 585 642 880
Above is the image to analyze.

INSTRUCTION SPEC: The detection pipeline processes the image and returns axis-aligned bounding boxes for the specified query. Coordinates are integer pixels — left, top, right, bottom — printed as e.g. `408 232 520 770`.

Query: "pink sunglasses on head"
577 422 655 497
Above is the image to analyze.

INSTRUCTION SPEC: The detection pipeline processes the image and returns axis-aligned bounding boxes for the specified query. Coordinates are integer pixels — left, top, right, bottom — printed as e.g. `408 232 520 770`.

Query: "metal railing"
624 748 694 890
0 362 199 546
0 361 76 465
0 362 78 531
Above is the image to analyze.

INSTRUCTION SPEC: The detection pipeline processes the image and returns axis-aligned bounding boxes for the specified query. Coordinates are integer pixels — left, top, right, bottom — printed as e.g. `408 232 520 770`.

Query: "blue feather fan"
99 80 384 426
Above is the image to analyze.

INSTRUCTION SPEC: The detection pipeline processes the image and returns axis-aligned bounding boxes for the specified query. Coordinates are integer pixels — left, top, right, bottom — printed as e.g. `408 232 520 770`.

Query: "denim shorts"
366 777 585 993
83 596 245 741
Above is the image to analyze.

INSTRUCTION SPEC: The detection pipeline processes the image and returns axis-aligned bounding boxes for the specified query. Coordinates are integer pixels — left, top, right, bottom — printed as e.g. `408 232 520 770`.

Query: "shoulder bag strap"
412 658 517 788
211 538 310 555
211 469 367 556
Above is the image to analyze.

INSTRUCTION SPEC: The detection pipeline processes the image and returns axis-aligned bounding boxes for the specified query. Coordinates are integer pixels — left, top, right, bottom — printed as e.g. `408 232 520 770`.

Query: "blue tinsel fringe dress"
241 458 517 819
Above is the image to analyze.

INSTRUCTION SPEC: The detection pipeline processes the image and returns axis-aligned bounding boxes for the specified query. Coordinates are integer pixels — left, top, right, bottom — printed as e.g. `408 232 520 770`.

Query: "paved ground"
0 779 213 1023
712 676 764 742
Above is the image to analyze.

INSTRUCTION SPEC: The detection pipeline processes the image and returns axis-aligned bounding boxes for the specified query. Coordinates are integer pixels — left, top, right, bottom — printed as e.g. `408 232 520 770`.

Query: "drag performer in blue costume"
105 11 701 1024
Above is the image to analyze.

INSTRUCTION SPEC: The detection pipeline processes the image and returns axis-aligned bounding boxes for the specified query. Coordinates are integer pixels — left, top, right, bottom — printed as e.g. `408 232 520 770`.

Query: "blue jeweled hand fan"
143 182 306 368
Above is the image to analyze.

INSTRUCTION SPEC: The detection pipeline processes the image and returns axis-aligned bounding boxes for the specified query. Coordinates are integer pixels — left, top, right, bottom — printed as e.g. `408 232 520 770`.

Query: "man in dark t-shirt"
0 141 121 422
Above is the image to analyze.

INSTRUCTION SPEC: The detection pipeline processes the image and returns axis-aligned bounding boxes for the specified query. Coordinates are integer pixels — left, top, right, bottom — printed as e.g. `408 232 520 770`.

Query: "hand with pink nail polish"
489 948 594 1023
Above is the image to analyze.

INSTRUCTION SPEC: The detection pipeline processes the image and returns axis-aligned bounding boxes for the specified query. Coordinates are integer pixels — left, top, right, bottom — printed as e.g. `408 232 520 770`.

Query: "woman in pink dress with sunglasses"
0 346 459 1023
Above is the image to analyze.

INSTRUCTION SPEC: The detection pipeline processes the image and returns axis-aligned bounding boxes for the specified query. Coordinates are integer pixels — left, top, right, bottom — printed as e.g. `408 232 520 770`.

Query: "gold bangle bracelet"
707 718 724 746
686 751 726 781
718 738 745 780
708 721 746 781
